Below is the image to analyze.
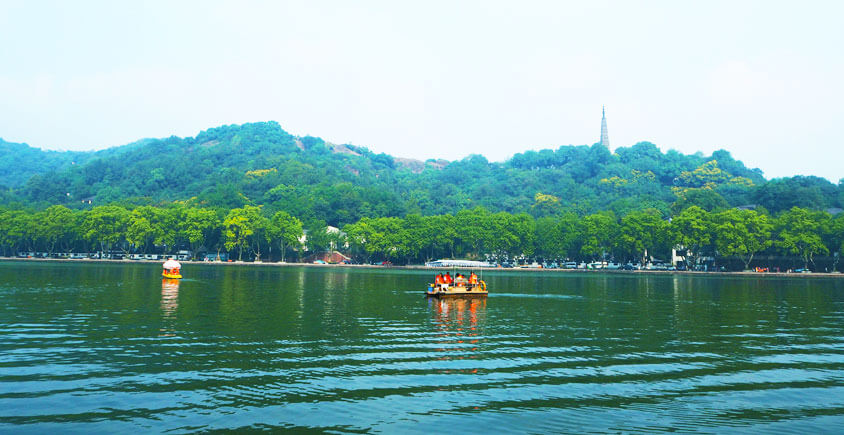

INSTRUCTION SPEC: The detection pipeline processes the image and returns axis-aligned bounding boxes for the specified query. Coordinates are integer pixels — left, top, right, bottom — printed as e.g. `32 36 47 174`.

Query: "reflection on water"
159 278 180 336
160 278 180 317
1 262 844 432
430 297 486 330
430 298 486 374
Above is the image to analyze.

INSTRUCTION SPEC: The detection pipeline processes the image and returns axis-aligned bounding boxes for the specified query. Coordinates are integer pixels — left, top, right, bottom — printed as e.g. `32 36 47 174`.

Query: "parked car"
794 268 811 273
563 262 578 269
313 260 327 264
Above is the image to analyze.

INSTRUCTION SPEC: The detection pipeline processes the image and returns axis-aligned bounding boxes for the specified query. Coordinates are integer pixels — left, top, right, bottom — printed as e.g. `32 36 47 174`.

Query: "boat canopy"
163 259 181 269
425 259 493 268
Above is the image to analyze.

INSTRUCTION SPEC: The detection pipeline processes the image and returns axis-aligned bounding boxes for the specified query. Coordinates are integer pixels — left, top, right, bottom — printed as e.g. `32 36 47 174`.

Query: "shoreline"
2 257 842 278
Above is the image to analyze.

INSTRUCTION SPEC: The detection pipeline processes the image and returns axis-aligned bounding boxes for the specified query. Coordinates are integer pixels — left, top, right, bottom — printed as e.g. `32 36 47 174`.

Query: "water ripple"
1 263 844 432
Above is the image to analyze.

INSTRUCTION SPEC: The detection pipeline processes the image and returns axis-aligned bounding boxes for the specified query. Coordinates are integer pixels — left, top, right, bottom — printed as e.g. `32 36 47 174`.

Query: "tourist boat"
426 273 488 298
162 259 182 279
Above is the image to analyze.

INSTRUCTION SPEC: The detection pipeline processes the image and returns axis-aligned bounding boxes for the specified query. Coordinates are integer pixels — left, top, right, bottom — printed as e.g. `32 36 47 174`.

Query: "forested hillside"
2 121 842 227
0 139 91 188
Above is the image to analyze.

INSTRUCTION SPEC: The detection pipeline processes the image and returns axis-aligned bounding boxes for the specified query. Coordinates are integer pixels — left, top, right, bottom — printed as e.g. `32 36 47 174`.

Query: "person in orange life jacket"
455 273 467 287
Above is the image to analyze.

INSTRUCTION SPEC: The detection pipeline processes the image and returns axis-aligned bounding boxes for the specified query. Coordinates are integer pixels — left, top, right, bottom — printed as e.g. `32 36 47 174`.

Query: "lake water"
2 261 844 432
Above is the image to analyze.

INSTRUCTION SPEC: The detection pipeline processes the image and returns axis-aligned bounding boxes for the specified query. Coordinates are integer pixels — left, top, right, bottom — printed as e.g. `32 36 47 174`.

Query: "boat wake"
491 293 582 300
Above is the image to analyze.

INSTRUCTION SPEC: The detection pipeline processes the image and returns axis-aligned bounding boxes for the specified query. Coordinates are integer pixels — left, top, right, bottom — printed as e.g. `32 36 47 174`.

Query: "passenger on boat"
469 272 478 285
455 273 467 287
444 272 453 284
441 272 452 290
434 273 444 288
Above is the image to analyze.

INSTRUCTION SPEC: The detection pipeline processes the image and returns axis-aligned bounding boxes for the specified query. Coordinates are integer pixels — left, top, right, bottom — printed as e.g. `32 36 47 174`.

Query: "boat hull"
427 290 488 298
426 284 488 298
162 272 182 279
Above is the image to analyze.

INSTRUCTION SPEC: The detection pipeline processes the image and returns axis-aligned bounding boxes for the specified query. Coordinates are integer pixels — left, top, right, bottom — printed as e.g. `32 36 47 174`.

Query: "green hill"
0 139 91 188
3 121 842 225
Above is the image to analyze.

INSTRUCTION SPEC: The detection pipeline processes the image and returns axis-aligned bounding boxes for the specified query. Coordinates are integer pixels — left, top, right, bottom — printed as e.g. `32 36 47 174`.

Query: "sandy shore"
2 256 842 278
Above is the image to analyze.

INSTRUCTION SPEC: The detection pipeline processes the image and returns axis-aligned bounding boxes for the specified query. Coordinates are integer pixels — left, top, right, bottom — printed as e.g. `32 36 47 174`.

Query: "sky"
1 0 842 182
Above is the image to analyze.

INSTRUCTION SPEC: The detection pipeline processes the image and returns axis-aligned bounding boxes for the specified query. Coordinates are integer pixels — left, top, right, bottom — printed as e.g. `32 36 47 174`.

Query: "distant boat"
162 259 182 279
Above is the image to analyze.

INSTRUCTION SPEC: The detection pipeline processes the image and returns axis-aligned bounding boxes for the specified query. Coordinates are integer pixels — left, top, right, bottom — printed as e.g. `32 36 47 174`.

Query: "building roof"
425 259 494 268
735 204 758 210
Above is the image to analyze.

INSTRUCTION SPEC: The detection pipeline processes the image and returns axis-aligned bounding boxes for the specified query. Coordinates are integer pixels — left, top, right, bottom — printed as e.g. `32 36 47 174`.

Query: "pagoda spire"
600 106 610 149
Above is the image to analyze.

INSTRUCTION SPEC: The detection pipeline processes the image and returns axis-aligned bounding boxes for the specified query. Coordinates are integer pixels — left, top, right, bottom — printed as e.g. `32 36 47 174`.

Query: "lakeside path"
3 257 843 279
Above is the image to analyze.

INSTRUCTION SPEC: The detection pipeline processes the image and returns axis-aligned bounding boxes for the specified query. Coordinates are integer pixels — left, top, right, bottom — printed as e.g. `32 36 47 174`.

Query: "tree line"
0 204 303 262
2 203 842 271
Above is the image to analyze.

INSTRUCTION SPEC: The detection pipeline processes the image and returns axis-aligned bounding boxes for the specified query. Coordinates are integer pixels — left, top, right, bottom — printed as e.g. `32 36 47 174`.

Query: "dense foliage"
2 122 841 226
2 121 842 269
0 139 88 189
1 204 842 272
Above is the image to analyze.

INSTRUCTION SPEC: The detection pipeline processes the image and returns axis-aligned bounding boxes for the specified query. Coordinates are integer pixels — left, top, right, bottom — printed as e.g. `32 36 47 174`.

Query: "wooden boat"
426 281 488 298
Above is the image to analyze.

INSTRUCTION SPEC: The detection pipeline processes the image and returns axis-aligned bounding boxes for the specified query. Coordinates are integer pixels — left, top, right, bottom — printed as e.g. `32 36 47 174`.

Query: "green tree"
363 217 404 261
713 209 773 270
455 207 493 258
345 218 376 262
674 160 732 188
579 211 618 260
154 207 178 252
775 207 830 270
178 206 221 259
829 213 844 272
428 214 457 259
400 214 433 264
223 205 266 261
126 206 158 253
267 210 303 262
531 192 562 217
671 188 729 214
0 209 31 255
534 212 579 260
617 209 668 264
303 219 332 255
125 206 178 254
37 205 79 254
81 206 130 254
489 212 535 258
670 205 714 268
345 217 402 262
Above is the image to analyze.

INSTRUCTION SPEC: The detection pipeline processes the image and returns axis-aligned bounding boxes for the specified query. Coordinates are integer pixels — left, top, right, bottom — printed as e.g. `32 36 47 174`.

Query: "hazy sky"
1 0 842 182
